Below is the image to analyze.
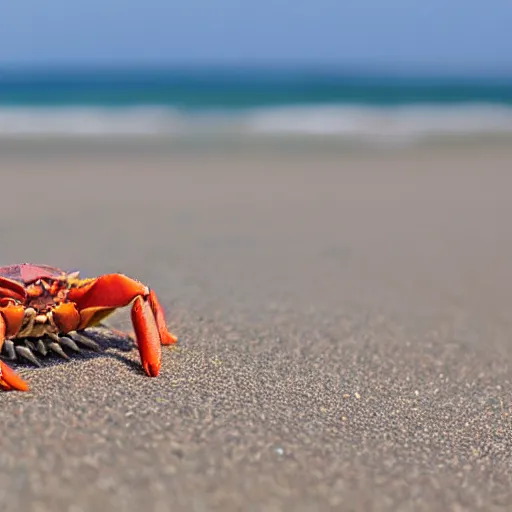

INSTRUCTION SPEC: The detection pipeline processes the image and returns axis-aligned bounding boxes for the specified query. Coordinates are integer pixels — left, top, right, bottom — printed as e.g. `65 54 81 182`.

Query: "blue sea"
0 68 511 144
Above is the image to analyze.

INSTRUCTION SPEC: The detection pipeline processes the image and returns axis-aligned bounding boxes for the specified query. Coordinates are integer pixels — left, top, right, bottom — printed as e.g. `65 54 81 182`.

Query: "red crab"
0 263 178 391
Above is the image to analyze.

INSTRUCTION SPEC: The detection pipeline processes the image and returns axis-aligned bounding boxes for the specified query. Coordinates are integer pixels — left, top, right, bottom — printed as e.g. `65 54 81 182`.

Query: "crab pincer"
0 360 29 391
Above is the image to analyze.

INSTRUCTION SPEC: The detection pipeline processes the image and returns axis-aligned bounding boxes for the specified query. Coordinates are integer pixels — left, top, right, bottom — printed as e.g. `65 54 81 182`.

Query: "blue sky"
1 1 511 74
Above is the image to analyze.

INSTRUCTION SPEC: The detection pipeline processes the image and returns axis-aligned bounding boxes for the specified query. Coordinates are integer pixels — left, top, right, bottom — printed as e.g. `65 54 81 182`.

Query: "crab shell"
0 263 178 391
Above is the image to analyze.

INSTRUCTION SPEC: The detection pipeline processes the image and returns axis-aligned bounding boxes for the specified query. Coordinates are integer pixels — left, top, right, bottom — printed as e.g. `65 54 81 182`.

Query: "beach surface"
0 139 511 511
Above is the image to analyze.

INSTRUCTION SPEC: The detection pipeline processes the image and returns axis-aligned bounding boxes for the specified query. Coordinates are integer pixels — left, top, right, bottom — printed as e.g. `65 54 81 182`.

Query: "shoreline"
0 131 511 155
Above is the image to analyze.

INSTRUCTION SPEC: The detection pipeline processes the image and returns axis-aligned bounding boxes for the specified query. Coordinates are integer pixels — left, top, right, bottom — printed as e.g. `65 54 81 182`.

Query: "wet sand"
0 140 511 511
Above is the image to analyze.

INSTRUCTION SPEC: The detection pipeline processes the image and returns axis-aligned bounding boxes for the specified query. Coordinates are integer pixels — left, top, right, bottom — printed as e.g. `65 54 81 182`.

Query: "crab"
0 263 178 391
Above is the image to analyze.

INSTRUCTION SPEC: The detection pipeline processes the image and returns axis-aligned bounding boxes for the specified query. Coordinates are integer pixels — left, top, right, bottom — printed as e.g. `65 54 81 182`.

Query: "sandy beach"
1 139 511 511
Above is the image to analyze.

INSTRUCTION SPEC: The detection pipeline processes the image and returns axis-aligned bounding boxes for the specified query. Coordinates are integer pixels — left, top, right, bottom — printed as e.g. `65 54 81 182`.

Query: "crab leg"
67 274 178 377
0 315 29 391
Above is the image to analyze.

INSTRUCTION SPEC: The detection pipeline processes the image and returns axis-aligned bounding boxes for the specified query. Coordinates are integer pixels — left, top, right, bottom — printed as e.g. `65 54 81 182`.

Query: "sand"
0 139 511 511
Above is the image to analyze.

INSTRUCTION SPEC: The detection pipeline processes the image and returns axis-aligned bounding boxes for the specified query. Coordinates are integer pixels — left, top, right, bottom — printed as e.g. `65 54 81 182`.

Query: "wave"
0 103 512 143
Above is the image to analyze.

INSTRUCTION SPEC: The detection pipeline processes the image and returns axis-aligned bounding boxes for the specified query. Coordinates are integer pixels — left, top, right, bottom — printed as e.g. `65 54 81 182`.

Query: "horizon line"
0 61 511 80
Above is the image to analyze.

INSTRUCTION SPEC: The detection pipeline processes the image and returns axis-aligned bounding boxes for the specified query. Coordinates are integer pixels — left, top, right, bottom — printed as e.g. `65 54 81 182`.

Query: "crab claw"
0 360 29 391
131 296 162 377
68 274 178 378
0 312 30 391
148 290 178 346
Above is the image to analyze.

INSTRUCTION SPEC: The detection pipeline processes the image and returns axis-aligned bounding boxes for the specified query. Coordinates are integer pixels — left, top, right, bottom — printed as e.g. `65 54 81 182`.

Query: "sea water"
0 67 511 144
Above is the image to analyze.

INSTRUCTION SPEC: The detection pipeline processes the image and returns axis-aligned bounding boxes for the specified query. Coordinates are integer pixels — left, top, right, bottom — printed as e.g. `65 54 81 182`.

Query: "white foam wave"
244 104 512 142
0 106 184 137
0 104 512 143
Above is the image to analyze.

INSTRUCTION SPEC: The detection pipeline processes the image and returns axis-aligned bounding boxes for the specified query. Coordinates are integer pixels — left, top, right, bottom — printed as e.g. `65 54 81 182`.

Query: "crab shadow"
2 328 147 376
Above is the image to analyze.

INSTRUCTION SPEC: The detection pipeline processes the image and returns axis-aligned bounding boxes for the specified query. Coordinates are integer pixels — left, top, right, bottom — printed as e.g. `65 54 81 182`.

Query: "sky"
0 1 511 75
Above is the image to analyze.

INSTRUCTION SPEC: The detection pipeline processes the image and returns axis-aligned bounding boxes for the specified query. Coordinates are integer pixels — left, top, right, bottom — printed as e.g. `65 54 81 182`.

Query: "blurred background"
0 1 511 145
3 4 512 511
0 0 511 284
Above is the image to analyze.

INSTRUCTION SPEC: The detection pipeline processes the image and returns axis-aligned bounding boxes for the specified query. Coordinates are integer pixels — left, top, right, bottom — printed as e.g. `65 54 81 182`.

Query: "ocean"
0 68 511 145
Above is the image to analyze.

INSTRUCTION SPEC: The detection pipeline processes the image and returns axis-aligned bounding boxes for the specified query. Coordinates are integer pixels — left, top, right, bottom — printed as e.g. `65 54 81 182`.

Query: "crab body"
0 263 177 391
